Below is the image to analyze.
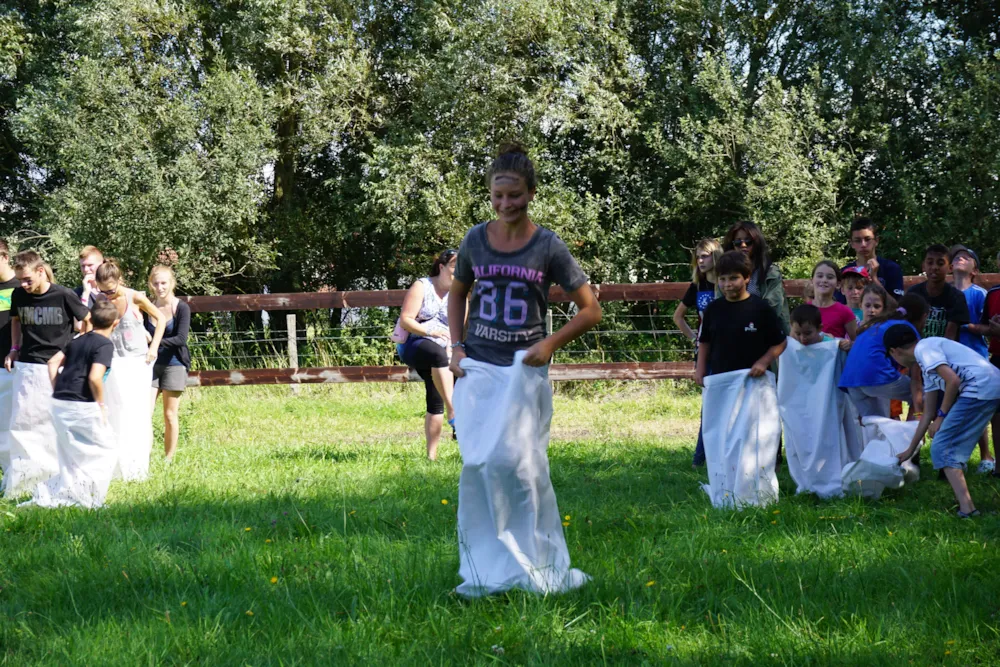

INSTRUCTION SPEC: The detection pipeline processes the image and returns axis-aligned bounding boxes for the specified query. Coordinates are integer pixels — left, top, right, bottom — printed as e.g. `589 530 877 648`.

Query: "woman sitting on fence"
95 259 165 480
395 248 458 460
144 265 190 462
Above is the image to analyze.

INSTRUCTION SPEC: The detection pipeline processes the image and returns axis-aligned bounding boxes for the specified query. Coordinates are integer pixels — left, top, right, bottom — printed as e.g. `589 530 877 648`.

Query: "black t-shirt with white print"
699 295 786 375
907 282 970 340
11 284 91 364
53 332 114 403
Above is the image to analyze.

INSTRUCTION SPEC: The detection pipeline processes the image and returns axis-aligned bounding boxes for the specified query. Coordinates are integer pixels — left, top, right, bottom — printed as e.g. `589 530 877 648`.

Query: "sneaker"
957 509 981 519
977 460 996 474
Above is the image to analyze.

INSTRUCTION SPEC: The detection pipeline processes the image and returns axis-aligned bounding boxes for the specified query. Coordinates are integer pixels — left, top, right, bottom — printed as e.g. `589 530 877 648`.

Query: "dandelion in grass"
772 510 780 514
564 515 571 521
246 610 254 616
245 527 252 532
771 521 777 525
646 580 656 587
441 499 448 505
945 650 951 656
562 521 570 527
271 577 278 584
181 601 187 607
265 539 272 544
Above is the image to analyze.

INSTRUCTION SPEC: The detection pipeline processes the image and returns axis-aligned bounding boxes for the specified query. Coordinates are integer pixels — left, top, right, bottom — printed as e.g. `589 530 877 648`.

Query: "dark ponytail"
486 142 536 190
429 248 458 277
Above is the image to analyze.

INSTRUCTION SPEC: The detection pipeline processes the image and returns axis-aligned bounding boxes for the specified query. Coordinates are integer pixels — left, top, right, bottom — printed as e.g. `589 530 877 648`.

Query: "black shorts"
399 338 448 415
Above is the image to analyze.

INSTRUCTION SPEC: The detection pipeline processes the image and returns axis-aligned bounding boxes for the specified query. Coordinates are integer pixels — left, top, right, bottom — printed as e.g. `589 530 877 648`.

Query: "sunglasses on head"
733 238 754 248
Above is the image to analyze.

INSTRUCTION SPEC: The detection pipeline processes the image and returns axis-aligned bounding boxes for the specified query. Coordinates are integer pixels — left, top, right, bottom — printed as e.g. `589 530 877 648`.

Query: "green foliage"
1 0 998 293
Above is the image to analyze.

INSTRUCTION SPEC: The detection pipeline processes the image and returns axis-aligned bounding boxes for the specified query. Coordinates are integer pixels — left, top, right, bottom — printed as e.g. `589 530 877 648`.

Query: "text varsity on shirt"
455 222 588 367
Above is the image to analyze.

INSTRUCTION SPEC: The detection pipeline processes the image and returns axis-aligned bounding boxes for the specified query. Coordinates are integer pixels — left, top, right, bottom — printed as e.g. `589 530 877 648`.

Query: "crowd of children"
683 224 1000 517
0 245 190 508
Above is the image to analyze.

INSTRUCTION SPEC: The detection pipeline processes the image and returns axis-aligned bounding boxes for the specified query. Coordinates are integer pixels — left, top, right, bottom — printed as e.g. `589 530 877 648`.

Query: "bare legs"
425 413 444 461
151 388 183 460
943 467 975 514
431 366 455 421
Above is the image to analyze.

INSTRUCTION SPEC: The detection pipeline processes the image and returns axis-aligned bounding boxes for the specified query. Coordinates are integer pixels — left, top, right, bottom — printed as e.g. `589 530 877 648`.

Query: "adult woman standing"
94 260 165 480
396 249 458 461
145 265 190 462
721 221 790 334
448 144 602 597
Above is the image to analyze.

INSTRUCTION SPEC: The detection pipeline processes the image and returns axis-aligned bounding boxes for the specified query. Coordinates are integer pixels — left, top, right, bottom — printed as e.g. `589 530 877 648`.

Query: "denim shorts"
930 396 1000 470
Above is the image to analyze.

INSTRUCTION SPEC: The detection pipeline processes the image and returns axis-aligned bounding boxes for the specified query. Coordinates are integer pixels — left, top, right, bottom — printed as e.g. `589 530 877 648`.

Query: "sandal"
957 509 981 519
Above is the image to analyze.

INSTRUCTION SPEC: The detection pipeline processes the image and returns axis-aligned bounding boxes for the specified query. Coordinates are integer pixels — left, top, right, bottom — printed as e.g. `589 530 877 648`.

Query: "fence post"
287 313 300 395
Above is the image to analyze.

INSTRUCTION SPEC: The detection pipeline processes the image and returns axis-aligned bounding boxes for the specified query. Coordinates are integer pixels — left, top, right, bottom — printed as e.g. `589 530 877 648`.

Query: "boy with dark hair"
907 244 969 340
4 250 92 497
789 304 829 346
696 250 787 384
885 324 1000 518
25 299 119 508
839 218 904 300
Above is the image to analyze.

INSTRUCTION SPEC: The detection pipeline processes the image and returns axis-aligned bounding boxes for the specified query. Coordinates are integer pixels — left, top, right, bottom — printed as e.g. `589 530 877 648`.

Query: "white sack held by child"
4 363 58 497
841 417 920 499
106 357 153 481
0 370 15 473
778 338 864 498
701 369 780 508
22 400 117 509
452 350 588 598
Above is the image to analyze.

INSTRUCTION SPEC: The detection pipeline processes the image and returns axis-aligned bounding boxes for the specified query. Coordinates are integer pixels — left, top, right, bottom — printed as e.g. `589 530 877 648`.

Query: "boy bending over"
886 326 1000 518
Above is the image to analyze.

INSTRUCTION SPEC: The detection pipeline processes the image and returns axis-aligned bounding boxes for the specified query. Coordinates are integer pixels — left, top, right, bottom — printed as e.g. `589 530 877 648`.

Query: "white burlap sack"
0 370 15 474
701 369 780 509
842 417 920 498
778 339 863 499
3 363 58 497
452 350 588 598
21 399 117 509
106 357 154 481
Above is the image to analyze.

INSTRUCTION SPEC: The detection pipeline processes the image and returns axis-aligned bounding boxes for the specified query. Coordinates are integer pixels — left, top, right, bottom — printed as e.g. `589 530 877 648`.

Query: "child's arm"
672 303 695 342
47 351 66 389
750 339 787 377
838 338 852 351
695 342 710 387
88 363 108 423
134 292 166 363
447 278 472 378
898 390 939 462
4 317 19 371
844 317 857 341
908 365 924 417
524 283 602 367
928 365 961 437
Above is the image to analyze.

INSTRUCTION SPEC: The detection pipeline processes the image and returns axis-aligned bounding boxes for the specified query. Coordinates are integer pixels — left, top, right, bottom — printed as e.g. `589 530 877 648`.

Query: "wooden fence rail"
181 275 1000 312
181 274 1000 386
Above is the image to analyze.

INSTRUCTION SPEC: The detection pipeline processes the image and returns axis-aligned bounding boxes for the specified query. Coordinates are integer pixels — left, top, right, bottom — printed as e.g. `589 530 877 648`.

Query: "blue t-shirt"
839 320 919 389
958 284 989 358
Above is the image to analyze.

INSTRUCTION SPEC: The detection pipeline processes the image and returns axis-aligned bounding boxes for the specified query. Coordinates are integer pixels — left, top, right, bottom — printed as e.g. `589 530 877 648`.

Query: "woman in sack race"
394 248 458 460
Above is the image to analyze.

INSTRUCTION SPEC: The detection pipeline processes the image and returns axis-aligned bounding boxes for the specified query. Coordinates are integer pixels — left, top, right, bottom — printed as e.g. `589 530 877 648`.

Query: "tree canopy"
1 0 998 292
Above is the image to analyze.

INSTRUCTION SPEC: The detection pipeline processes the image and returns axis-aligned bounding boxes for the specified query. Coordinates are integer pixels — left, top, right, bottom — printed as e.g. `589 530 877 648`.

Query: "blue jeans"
931 397 1000 471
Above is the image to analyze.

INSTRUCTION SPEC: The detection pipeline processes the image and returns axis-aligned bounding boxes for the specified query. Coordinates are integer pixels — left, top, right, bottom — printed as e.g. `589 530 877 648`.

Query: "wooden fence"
181 274 1000 387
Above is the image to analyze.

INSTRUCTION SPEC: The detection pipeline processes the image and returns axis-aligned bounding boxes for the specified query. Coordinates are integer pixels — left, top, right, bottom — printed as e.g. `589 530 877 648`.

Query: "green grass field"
1 382 998 665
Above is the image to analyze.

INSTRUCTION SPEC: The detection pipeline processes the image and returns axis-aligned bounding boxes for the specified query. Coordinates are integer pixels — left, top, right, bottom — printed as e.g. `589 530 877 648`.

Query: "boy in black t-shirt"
906 244 969 341
697 251 787 385
2 250 92 498
24 300 119 508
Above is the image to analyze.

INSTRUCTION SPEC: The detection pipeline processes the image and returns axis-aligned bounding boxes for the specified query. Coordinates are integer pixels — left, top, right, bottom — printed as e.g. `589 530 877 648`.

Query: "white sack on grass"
106 357 154 481
842 417 920 498
21 399 117 509
701 369 780 509
452 350 588 598
0 370 15 474
777 339 863 499
3 363 58 497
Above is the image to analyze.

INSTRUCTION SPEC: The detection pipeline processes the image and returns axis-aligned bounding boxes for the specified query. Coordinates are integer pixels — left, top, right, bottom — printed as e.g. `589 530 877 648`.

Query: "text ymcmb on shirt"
18 307 66 325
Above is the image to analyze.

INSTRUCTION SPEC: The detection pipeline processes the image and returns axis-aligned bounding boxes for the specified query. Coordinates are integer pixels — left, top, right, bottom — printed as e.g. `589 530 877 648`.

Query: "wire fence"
187 300 709 372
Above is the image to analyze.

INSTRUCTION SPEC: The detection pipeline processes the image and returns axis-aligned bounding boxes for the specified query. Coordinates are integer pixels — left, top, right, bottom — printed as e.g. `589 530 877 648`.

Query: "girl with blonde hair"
145 265 190 461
